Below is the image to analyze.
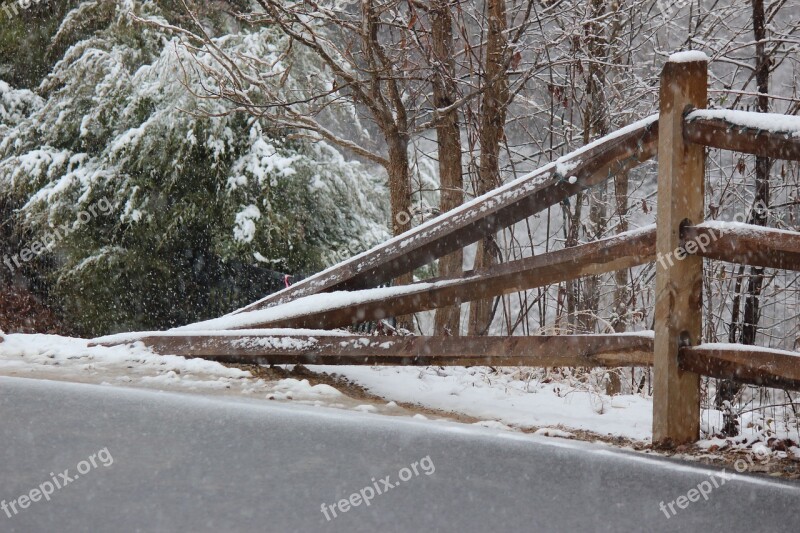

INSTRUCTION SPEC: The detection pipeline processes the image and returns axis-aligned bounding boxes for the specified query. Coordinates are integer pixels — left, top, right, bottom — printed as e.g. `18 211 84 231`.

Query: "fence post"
653 55 708 446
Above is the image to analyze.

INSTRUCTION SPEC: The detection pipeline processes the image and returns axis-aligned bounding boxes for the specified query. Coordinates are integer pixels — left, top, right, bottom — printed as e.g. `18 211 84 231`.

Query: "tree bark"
387 132 412 238
563 193 583 332
387 130 414 330
468 0 509 336
580 0 609 334
431 0 464 336
741 0 771 348
607 171 629 395
718 0 771 436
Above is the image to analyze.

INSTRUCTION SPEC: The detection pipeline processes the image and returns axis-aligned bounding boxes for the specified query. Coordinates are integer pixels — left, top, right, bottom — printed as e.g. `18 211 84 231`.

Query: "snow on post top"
668 50 709 63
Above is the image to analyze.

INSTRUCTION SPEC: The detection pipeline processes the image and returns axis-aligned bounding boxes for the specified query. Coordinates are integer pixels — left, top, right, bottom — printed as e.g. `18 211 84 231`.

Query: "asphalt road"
1 376 798 532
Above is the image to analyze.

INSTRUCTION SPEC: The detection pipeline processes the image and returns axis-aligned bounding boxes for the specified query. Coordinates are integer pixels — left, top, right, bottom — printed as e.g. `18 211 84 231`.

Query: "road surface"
1 376 798 532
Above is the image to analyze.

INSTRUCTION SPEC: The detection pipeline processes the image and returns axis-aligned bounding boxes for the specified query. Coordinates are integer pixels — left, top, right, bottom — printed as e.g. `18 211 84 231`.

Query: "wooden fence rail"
679 345 800 392
182 226 655 331
684 110 800 161
681 222 800 271
96 333 800 391
231 117 658 314
95 333 653 368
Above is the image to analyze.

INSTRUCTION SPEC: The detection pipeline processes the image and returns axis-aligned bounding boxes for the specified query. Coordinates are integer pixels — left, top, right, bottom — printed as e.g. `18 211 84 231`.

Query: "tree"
467 0 510 336
429 0 464 336
152 0 441 328
717 0 774 436
166 1 546 335
0 0 388 335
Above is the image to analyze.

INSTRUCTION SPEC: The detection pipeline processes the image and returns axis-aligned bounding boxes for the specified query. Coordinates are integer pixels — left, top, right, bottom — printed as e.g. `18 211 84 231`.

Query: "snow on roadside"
0 333 246 378
0 333 344 407
10 333 795 449
310 364 655 441
0 332 657 440
534 428 577 439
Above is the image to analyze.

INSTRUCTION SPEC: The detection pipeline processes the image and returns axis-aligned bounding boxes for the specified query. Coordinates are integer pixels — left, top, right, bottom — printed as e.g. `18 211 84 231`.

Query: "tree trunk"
741 0 770 348
607 171 630 395
583 184 607 332
387 131 414 331
563 193 583 332
431 0 464 336
580 0 609 334
387 133 412 237
468 0 508 336
718 0 771 436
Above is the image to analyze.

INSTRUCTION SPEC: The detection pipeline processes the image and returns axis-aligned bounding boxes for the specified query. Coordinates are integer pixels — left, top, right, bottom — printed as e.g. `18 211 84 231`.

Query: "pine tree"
0 1 388 335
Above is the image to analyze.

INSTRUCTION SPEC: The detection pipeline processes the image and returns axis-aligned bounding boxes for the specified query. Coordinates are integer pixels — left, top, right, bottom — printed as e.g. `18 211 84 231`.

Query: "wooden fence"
96 56 800 446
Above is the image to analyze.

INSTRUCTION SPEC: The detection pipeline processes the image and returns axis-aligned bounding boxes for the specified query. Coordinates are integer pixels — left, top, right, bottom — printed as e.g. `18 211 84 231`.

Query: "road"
0 376 798 532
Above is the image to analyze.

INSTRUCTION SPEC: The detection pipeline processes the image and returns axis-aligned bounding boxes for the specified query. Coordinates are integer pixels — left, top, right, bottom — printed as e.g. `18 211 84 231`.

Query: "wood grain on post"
653 58 707 446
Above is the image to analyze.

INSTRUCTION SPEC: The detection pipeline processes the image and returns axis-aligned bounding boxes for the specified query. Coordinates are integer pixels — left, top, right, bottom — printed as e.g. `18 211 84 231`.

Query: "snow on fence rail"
175 226 656 331
93 333 655 368
227 115 658 314
681 222 800 271
101 55 800 447
684 109 800 161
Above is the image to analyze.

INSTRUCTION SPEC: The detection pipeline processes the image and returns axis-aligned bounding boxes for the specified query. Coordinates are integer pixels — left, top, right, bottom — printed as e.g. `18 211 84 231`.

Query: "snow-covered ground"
0 331 654 440
311 364 654 439
0 333 371 412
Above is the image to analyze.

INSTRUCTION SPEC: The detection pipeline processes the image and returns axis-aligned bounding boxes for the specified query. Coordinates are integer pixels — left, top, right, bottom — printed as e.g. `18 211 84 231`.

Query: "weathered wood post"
653 53 708 446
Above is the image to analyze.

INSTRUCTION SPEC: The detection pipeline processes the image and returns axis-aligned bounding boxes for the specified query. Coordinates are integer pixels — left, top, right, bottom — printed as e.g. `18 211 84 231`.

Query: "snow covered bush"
0 0 389 335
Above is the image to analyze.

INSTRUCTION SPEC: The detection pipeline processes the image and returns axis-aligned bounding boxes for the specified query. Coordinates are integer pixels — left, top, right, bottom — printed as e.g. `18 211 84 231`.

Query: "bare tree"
429 0 464 336
717 0 773 436
468 0 510 336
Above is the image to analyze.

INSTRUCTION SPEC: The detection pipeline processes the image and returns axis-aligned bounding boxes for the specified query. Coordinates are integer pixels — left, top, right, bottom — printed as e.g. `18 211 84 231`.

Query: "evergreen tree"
0 0 388 335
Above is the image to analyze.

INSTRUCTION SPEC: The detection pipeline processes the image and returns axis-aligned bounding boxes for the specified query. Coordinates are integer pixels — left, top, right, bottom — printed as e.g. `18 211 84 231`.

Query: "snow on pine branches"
0 0 389 334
